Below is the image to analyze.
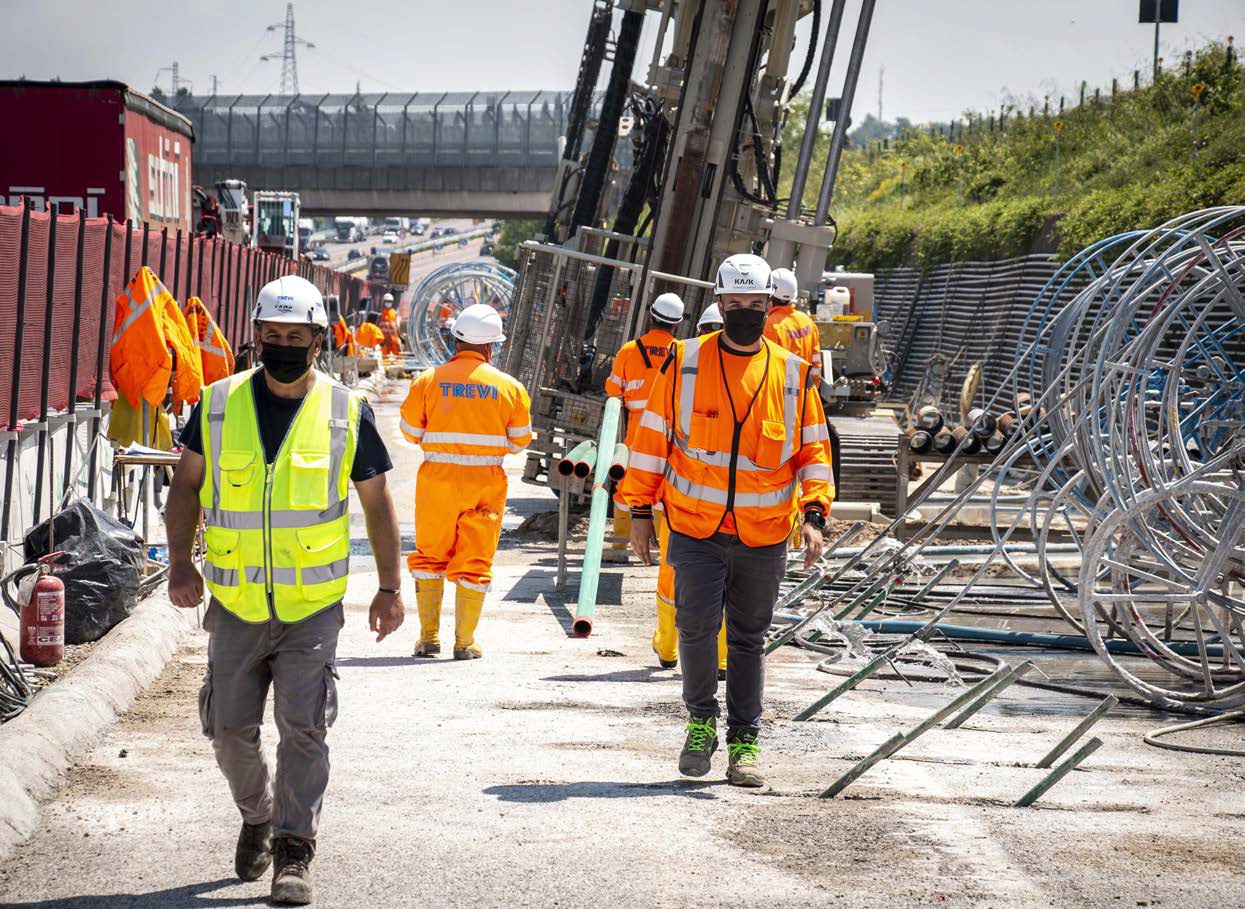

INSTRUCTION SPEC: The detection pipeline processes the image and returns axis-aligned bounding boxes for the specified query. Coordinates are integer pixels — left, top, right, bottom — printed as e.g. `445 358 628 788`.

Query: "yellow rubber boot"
413 579 444 657
652 596 678 669
717 617 728 675
453 584 486 660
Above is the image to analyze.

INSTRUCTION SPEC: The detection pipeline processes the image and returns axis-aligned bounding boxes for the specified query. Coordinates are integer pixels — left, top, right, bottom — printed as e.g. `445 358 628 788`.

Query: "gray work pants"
667 530 786 738
198 600 342 842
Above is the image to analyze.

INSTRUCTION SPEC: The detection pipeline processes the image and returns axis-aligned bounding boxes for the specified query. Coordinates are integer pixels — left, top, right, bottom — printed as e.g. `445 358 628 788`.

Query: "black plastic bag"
23 500 146 644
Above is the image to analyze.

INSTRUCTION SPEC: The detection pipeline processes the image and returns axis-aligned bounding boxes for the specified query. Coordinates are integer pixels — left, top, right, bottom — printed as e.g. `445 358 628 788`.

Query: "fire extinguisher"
18 552 67 667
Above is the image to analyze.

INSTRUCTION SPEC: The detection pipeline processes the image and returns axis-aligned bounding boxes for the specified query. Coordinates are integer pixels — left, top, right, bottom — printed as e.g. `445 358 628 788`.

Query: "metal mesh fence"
0 201 366 430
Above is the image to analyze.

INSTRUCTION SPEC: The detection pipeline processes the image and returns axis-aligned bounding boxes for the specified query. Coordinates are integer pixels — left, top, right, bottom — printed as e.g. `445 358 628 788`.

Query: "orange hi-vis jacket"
605 327 674 446
355 321 385 349
183 296 235 385
379 305 402 355
616 334 835 547
332 316 357 357
399 350 533 467
765 304 822 379
110 266 204 409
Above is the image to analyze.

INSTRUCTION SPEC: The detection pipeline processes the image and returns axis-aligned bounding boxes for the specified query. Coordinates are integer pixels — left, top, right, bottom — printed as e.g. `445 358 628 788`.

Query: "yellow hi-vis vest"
199 367 360 623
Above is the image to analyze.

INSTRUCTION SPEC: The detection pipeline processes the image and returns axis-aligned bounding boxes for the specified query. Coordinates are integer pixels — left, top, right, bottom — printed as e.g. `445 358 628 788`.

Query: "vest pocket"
217 450 257 511
289 450 331 510
754 419 787 470
295 524 348 594
203 527 245 607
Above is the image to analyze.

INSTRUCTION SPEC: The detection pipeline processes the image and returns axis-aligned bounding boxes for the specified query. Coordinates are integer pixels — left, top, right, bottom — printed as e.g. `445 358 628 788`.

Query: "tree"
492 220 540 270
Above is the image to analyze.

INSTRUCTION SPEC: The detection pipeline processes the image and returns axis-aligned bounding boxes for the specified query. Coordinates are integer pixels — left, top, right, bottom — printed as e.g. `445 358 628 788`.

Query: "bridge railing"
175 91 575 170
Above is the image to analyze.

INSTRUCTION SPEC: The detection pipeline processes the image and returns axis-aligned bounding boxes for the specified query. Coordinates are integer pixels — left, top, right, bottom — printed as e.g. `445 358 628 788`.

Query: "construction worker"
764 267 821 374
767 268 842 492
326 295 356 358
604 292 707 670
618 253 834 788
166 274 404 905
379 292 402 357
400 303 532 660
697 302 723 334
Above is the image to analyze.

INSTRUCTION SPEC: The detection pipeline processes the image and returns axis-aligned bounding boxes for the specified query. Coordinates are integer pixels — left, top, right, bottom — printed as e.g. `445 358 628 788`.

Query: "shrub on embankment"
780 42 1245 272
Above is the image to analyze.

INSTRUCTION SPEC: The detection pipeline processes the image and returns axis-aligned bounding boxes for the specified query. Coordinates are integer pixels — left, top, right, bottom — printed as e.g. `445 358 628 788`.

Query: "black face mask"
261 341 313 384
722 308 766 346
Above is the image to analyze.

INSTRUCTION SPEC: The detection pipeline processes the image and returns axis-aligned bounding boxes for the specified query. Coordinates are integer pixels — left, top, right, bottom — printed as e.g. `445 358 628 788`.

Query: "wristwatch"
802 509 827 531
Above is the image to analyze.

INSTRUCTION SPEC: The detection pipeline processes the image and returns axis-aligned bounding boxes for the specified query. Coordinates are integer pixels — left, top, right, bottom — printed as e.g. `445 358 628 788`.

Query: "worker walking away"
166 275 405 905
766 268 840 491
400 303 532 660
618 254 834 788
379 292 402 358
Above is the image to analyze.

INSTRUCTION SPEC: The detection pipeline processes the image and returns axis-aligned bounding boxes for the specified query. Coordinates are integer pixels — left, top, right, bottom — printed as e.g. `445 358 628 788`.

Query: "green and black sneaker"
678 715 718 777
726 731 764 788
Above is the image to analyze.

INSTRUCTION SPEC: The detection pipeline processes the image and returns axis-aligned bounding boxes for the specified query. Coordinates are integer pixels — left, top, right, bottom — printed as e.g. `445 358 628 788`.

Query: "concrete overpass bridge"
173 91 575 217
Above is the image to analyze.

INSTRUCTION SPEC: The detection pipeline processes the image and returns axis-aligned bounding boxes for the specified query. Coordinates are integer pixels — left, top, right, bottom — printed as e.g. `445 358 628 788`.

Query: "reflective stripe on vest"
199 368 358 623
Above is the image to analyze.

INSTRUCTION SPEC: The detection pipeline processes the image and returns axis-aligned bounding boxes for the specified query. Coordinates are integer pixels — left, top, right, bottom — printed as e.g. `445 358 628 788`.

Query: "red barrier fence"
0 200 366 430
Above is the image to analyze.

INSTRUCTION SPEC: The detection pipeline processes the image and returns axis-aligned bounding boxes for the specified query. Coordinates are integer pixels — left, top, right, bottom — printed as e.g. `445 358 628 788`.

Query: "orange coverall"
400 350 532 591
379 306 402 357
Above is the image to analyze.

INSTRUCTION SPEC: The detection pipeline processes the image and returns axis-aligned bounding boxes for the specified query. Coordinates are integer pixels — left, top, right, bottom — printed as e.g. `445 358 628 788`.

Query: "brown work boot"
271 836 315 905
726 730 765 788
234 820 272 881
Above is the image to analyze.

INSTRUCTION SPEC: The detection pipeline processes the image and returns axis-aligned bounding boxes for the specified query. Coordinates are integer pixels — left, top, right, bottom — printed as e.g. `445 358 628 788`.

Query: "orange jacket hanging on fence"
110 266 204 409
379 306 402 356
355 321 385 349
183 296 235 385
332 316 357 356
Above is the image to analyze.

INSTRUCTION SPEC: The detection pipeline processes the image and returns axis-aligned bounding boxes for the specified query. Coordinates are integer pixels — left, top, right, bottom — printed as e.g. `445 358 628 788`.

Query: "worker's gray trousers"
667 530 786 737
198 600 342 843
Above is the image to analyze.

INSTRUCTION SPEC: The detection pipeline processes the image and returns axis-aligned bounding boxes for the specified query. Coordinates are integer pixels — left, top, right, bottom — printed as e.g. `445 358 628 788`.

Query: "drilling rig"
502 0 900 515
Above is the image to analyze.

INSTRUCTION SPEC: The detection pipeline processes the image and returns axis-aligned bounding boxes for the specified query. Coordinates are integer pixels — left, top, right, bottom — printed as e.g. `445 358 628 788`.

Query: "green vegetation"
491 219 541 270
778 43 1245 272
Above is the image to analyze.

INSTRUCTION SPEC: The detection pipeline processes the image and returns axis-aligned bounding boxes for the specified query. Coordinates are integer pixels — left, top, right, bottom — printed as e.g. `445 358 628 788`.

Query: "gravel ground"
0 385 1242 908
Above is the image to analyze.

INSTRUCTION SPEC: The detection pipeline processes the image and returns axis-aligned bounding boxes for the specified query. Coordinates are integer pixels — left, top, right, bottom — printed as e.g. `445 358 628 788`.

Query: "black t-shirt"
179 370 392 482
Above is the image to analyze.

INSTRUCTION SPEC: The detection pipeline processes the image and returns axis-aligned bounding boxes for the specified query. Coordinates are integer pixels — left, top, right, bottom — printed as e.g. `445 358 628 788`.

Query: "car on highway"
457 236 469 247
479 241 495 256
382 230 398 244
310 247 330 261
429 227 444 239
347 248 364 260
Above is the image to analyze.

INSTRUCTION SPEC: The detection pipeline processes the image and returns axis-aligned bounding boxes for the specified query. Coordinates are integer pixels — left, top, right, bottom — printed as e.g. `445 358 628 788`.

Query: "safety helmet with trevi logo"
253 274 329 328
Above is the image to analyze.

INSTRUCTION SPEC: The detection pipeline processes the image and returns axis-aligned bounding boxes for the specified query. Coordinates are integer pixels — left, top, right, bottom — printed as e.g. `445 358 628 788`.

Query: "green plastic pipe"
572 445 598 479
608 443 629 481
573 396 621 637
559 439 595 477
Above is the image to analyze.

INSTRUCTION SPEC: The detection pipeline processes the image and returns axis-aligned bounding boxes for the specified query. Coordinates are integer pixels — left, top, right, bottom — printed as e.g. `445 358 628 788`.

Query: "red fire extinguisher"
20 552 66 667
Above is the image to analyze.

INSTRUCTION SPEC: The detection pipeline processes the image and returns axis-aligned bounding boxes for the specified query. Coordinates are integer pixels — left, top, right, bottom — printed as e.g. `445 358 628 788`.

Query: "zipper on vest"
263 462 276 620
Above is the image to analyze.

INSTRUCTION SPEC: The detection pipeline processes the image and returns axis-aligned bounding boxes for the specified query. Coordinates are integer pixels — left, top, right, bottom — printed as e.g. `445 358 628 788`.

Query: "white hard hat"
451 303 506 344
697 302 723 331
714 253 773 297
253 275 329 328
649 292 685 323
770 267 798 303
382 292 395 303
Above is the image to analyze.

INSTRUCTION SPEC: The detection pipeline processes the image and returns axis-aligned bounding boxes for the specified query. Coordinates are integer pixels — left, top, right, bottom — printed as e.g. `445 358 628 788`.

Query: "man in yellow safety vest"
166 274 404 905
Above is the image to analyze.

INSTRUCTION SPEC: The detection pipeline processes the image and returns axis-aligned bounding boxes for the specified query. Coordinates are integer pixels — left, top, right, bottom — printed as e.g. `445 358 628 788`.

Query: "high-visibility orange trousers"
381 334 401 357
656 513 727 670
408 462 506 592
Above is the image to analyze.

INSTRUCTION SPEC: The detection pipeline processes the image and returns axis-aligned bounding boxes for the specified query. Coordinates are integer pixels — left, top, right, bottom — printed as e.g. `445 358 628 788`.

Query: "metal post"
556 474 570 591
819 667 1011 799
943 661 1035 729
63 210 87 495
1036 696 1117 768
33 207 59 524
171 228 183 300
1153 14 1161 81
194 234 205 297
141 219 150 267
1014 737 1103 808
794 626 936 721
87 216 114 501
815 0 877 225
158 225 168 277
1 201 33 545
